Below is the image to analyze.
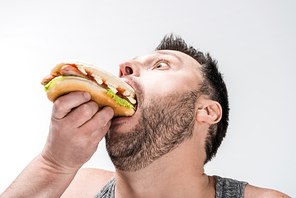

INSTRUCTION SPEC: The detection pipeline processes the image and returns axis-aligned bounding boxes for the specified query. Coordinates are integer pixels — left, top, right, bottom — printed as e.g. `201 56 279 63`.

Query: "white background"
0 0 295 196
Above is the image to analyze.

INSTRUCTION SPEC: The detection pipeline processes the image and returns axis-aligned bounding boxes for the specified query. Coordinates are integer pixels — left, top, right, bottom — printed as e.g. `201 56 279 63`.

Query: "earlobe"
196 101 222 124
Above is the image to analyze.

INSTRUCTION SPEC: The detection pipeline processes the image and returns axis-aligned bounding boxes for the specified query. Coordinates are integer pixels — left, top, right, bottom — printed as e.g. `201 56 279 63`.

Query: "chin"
109 108 141 134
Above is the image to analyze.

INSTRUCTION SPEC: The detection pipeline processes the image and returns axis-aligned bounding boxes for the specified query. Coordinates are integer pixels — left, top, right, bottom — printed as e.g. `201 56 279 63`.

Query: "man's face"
105 50 203 171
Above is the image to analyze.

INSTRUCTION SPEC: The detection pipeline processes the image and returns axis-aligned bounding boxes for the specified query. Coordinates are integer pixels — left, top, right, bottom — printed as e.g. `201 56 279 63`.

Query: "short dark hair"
155 34 229 164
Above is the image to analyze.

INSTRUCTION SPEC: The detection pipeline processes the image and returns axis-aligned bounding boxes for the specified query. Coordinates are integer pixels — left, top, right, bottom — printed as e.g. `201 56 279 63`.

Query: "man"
1 35 289 197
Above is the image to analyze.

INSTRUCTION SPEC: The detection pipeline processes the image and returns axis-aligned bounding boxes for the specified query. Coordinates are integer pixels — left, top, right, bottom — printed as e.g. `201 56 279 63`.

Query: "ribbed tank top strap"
94 177 115 198
214 175 248 198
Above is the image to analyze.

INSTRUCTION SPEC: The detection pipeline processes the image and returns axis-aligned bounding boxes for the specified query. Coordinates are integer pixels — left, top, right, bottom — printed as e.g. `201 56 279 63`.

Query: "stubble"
105 90 199 172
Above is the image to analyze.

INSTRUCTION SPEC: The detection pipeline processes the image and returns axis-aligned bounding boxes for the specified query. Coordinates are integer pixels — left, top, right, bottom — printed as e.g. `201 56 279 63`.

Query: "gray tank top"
94 175 248 198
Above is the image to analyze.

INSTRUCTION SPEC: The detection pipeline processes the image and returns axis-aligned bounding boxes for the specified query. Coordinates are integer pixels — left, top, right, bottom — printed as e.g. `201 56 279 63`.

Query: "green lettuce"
106 89 135 110
44 76 88 92
44 76 65 92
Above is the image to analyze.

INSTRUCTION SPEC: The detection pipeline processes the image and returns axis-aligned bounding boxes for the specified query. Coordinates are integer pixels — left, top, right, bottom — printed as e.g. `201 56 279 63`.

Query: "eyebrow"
154 51 182 62
133 51 182 63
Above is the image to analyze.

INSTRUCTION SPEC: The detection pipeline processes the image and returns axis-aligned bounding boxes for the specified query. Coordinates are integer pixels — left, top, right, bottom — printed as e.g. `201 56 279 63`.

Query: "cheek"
142 72 196 96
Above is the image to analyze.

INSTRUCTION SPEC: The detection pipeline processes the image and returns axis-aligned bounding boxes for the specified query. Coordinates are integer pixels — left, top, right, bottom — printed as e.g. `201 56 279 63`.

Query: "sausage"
41 74 55 85
60 65 87 78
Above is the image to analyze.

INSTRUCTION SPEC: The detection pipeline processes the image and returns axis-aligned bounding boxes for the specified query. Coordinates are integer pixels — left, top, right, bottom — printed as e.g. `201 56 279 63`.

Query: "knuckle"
52 100 69 120
93 108 114 127
79 102 98 118
90 101 99 110
53 99 65 112
80 104 93 117
94 116 105 127
63 119 74 130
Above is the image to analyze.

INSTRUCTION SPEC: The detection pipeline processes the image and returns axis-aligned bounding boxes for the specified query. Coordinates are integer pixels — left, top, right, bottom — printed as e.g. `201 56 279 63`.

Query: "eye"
156 62 168 68
152 60 170 70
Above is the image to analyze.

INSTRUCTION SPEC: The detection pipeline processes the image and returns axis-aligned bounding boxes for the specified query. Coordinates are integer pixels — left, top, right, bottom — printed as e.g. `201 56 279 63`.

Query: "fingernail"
104 120 110 127
108 106 115 118
84 92 91 100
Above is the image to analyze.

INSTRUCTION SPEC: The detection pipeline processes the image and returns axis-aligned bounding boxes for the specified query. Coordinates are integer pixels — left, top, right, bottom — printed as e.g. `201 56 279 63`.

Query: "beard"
105 90 199 172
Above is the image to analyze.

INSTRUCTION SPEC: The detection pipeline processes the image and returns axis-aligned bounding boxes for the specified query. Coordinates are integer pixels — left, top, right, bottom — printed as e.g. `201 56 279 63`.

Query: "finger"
93 119 112 143
52 92 91 119
79 106 114 136
66 101 99 128
85 119 112 150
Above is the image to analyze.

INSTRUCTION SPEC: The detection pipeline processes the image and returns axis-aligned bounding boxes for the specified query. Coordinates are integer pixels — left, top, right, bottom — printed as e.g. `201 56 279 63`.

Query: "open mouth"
134 103 138 113
121 77 139 112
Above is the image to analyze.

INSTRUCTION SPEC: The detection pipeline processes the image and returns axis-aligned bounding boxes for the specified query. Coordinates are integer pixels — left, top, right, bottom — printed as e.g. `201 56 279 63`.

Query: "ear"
196 100 222 124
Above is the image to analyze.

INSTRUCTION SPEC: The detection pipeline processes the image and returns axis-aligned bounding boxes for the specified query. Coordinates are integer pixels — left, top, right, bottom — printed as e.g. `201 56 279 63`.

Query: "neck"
114 138 216 198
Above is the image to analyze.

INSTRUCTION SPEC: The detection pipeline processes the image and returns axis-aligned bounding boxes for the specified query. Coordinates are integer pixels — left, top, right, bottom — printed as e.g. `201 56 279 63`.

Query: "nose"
119 60 139 77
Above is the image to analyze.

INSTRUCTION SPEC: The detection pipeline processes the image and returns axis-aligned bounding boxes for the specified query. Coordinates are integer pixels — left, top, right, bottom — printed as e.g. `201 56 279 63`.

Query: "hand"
41 91 114 172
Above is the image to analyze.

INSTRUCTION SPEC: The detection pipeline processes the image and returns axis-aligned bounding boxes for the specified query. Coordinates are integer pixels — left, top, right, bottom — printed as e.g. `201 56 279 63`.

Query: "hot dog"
41 60 136 117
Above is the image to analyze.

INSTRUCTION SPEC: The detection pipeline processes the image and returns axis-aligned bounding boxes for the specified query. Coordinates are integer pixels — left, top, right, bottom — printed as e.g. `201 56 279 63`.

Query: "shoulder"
244 184 291 198
61 168 115 198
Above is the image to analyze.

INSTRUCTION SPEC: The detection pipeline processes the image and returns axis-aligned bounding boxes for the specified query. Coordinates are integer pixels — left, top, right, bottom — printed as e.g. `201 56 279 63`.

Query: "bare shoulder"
61 168 115 198
244 184 291 198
